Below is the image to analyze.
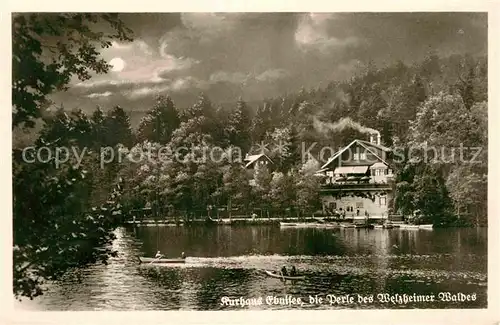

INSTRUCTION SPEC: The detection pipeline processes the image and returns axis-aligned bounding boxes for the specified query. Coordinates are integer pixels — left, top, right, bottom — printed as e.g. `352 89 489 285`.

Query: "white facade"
322 193 390 219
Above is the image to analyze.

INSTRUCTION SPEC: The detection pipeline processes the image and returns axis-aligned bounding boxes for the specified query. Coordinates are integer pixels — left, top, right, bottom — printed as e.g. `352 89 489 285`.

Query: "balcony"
320 176 392 192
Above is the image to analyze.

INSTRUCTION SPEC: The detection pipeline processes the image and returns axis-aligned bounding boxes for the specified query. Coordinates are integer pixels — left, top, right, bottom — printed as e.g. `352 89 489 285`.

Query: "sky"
50 12 487 122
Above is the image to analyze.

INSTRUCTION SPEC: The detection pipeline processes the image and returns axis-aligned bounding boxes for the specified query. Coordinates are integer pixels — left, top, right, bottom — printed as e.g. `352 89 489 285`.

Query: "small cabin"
244 153 273 170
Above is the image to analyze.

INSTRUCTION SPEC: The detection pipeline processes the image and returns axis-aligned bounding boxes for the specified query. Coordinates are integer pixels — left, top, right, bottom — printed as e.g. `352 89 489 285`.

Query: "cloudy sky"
51 12 487 121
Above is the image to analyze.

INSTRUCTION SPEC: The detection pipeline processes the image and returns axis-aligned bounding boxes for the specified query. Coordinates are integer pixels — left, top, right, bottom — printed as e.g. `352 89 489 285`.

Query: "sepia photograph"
10 10 491 316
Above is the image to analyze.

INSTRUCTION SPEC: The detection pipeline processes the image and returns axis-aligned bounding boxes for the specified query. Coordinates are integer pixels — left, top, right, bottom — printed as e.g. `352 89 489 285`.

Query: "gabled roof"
357 139 391 152
244 154 264 162
356 141 389 166
320 139 357 170
244 153 273 168
370 162 388 169
320 139 389 170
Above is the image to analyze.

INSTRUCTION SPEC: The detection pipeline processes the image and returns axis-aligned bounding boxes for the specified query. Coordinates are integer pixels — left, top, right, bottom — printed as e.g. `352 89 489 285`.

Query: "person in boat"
290 266 297 276
181 252 186 259
155 251 164 259
280 266 288 277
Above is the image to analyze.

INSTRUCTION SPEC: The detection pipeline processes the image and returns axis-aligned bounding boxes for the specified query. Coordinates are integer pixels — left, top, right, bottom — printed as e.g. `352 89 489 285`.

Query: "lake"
18 225 487 310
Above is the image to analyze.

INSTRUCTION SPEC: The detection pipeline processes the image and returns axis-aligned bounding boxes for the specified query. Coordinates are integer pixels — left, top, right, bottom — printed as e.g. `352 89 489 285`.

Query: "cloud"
209 71 250 84
126 76 208 99
159 42 200 71
86 91 112 98
207 69 289 87
127 85 170 99
255 69 290 82
54 13 486 114
74 40 199 90
108 40 153 56
171 76 208 91
180 13 239 37
295 13 361 53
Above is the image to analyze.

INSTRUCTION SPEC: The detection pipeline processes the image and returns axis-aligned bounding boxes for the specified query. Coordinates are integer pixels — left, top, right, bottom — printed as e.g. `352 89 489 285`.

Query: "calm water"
19 225 487 310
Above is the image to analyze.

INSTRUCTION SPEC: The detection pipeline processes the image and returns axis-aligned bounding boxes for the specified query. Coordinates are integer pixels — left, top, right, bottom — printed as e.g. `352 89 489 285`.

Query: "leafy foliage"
13 142 124 299
12 13 133 299
12 13 133 128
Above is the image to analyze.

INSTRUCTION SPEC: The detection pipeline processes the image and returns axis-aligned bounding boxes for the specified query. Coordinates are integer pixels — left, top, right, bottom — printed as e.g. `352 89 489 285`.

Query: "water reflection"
20 226 487 310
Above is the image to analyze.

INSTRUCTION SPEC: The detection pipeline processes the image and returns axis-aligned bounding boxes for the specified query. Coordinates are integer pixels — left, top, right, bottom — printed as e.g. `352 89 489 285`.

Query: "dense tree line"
117 94 322 219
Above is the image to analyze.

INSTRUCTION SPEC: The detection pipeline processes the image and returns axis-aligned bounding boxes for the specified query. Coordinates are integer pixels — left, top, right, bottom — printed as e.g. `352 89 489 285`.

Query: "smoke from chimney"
313 117 380 138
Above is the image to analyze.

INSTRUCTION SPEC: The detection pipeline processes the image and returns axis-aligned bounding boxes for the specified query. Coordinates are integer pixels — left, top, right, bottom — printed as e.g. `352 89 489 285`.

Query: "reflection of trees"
370 230 390 292
136 224 355 258
195 268 253 310
299 229 347 256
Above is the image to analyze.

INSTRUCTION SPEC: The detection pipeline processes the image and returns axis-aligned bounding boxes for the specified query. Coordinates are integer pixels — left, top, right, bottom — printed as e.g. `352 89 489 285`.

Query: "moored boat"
280 222 321 228
418 224 433 230
138 257 186 264
315 223 339 229
399 224 420 230
264 270 306 281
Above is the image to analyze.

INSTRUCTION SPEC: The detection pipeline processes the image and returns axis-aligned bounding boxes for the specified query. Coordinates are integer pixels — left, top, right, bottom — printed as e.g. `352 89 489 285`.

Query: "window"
375 169 386 176
353 153 359 160
360 152 366 160
379 196 386 206
329 202 337 210
356 202 363 208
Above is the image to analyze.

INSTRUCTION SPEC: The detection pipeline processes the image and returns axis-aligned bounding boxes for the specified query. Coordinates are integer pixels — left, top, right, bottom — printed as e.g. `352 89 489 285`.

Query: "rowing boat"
264 270 306 280
138 257 186 264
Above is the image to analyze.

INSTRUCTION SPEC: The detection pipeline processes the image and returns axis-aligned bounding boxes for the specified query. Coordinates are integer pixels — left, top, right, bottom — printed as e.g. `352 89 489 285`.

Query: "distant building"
244 153 273 170
244 153 273 186
316 132 394 220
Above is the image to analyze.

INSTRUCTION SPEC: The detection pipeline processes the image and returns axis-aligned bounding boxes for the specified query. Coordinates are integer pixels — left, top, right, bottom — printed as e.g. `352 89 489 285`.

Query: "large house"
316 133 394 220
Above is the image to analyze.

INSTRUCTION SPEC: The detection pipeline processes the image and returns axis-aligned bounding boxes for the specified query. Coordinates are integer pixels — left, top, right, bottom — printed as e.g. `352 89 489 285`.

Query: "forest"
12 14 487 299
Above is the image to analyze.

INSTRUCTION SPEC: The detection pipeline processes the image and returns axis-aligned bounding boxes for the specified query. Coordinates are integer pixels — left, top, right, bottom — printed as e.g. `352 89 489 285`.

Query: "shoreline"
123 218 485 229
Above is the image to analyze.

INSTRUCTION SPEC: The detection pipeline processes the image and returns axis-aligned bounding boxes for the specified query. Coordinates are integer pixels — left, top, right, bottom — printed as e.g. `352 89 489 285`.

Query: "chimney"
370 132 381 145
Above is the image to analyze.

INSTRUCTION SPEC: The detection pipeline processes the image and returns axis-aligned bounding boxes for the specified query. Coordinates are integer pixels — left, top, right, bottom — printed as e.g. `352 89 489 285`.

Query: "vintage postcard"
4 1 499 325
